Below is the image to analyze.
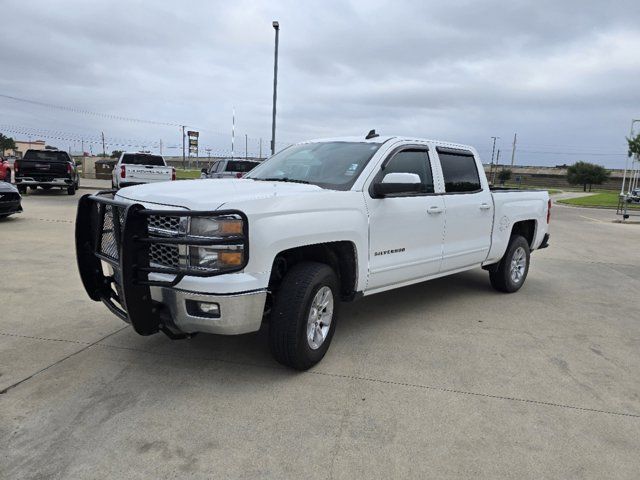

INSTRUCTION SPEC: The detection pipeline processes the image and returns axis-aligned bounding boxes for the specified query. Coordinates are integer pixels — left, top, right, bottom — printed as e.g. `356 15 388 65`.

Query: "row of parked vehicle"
0 148 263 220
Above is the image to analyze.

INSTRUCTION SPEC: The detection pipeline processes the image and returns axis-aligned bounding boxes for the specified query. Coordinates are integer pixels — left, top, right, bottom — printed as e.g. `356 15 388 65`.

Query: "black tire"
17 185 27 194
489 235 531 293
269 262 340 370
67 184 76 195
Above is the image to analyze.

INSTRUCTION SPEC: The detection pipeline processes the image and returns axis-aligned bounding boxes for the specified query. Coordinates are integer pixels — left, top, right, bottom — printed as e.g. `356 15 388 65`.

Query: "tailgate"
19 160 68 177
124 165 172 183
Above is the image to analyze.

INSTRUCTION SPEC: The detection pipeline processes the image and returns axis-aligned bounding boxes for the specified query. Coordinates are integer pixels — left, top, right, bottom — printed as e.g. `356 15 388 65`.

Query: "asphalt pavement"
1 189 639 479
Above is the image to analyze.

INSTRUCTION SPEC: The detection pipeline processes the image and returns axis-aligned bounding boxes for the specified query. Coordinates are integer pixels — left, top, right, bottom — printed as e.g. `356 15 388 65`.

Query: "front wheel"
67 184 76 195
489 235 531 293
269 262 339 370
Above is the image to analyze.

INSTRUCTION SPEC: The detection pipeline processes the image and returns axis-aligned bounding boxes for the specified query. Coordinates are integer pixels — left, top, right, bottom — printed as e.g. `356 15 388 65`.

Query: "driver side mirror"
372 172 423 198
201 168 208 174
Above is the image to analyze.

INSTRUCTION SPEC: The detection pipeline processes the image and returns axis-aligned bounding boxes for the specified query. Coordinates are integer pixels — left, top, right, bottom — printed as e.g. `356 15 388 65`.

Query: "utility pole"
510 133 517 166
271 21 280 156
159 139 163 155
259 138 262 159
489 136 499 185
181 125 186 169
101 131 106 157
81 138 84 157
245 134 248 159
231 109 235 159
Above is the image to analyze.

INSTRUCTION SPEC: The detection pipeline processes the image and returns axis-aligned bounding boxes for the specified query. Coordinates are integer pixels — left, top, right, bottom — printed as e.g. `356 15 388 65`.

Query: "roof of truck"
304 135 475 152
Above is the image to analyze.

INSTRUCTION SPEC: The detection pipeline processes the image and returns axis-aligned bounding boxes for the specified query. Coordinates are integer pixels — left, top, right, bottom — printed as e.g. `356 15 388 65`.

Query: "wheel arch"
510 219 537 248
268 241 359 301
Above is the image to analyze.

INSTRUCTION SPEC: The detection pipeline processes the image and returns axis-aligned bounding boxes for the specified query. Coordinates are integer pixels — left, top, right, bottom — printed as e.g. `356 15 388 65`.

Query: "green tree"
497 169 512 185
567 161 610 192
628 133 640 159
0 133 16 155
110 150 123 158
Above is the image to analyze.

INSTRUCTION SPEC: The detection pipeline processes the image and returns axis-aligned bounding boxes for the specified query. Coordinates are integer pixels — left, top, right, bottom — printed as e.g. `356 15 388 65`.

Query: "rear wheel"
489 235 530 293
67 184 76 195
269 262 339 370
17 185 27 194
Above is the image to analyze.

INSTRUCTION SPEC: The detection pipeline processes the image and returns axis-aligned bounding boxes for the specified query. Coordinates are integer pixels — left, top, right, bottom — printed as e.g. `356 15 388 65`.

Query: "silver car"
200 159 260 179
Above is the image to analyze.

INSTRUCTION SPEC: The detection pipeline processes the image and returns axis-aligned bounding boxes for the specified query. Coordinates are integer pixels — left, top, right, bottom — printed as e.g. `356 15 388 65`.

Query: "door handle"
479 203 491 210
427 206 443 214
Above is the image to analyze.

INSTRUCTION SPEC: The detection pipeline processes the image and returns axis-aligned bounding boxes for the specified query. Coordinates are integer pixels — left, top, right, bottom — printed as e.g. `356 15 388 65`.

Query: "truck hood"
115 178 324 210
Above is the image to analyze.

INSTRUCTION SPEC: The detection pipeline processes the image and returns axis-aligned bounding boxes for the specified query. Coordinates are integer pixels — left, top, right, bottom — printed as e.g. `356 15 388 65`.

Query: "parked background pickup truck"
76 134 550 370
112 152 175 189
14 149 79 195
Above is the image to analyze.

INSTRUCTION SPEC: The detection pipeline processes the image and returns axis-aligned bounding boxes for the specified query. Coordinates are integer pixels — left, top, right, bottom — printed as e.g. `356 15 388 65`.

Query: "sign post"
187 131 199 169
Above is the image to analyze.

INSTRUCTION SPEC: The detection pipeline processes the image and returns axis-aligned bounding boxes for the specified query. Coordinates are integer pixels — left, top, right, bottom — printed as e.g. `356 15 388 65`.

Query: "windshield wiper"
253 177 310 184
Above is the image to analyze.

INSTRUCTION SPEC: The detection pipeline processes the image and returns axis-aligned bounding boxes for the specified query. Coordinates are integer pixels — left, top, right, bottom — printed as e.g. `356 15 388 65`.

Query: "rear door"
436 147 493 271
364 146 445 291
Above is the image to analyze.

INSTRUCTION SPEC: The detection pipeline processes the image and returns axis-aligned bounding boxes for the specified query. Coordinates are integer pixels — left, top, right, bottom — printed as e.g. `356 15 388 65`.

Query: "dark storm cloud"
1 0 638 165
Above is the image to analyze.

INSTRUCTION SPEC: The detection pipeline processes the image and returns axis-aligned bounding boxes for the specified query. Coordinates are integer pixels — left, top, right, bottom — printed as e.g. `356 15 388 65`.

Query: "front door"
364 148 445 292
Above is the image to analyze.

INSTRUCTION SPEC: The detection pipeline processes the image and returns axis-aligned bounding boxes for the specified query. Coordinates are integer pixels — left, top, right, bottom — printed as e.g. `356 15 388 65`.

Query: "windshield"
245 141 382 190
23 150 70 162
121 154 165 166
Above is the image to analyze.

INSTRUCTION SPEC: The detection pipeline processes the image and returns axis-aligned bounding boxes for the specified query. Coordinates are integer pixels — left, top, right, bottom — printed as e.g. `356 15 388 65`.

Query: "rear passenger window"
382 149 434 194
438 149 481 193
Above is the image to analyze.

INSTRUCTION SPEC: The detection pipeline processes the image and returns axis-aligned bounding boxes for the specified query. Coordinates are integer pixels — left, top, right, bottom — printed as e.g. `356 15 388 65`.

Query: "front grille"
98 206 181 269
150 243 180 268
148 214 183 268
0 192 20 202
149 215 181 232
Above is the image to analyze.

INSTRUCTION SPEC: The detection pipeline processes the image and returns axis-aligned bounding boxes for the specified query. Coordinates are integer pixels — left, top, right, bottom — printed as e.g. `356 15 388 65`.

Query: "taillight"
171 167 176 181
236 172 243 178
14 160 19 173
120 165 126 179
67 163 72 174
547 199 551 224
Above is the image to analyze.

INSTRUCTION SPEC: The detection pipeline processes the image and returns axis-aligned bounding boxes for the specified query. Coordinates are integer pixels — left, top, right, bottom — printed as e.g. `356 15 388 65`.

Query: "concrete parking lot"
1 189 639 479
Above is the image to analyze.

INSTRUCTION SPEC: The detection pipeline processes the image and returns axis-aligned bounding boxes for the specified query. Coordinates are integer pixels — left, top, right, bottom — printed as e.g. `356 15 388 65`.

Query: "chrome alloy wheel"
306 286 334 350
510 246 527 283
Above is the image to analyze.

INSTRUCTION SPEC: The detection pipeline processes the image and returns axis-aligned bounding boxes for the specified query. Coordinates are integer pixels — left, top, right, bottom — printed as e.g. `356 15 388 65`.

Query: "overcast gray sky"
1 0 639 167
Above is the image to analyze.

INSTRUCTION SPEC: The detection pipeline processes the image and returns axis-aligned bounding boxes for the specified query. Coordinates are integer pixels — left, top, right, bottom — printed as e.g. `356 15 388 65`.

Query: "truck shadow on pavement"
120 268 501 371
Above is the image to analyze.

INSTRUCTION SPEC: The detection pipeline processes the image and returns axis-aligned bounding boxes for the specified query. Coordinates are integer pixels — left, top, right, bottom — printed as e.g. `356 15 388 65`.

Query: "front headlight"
186 214 246 272
189 245 245 270
190 217 243 237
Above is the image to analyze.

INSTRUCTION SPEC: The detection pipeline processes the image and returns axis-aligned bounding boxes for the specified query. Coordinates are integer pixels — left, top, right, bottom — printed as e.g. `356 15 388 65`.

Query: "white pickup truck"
111 152 175 189
76 134 550 370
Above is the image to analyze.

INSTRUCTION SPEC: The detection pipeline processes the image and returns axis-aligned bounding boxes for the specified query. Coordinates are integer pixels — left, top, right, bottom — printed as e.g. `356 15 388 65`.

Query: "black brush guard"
75 191 248 337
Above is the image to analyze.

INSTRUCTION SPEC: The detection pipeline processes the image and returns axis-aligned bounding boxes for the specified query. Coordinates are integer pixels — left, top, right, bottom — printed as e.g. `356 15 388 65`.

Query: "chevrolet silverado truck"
76 134 550 370
112 152 175 189
14 149 79 195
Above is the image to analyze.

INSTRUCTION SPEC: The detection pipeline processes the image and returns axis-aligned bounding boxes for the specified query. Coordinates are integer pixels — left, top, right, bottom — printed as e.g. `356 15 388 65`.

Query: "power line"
0 93 183 127
0 93 272 142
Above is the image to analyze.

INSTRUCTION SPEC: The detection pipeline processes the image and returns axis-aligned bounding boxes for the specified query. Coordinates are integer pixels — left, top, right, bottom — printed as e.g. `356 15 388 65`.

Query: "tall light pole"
270 20 280 156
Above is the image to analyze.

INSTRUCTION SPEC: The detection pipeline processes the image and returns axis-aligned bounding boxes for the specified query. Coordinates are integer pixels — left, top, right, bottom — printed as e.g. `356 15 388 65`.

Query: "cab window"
378 149 434 194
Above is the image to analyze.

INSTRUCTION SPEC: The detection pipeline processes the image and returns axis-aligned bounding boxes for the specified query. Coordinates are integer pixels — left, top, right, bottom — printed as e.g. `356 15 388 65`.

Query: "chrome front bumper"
151 287 268 335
